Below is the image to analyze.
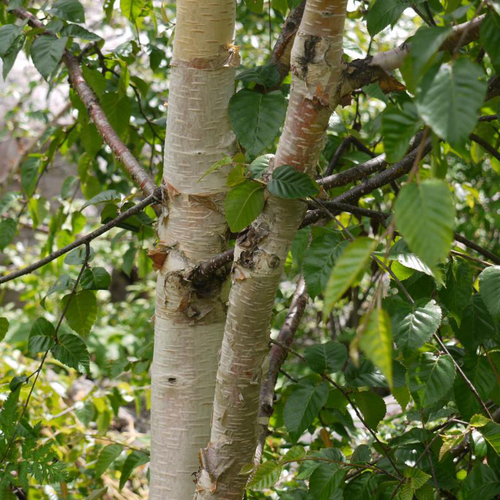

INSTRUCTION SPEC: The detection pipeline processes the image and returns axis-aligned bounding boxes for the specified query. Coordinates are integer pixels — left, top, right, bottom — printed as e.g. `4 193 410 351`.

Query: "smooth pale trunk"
194 1 348 499
149 1 236 499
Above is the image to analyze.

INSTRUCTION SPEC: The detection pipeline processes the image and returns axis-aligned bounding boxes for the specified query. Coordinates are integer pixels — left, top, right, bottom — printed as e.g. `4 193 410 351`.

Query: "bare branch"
341 15 484 98
7 3 158 199
268 1 306 85
255 278 308 464
0 189 161 286
470 133 500 163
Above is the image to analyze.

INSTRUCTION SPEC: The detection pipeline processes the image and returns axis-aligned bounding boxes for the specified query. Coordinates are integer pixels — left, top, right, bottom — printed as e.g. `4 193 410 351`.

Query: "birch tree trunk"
149 2 237 498
195 2 348 499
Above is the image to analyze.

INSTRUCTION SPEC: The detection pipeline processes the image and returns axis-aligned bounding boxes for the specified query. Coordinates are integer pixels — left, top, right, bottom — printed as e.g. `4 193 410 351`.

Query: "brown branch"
454 233 500 265
255 278 308 464
191 248 235 281
470 133 500 163
478 114 499 122
341 15 484 98
321 151 387 189
486 75 500 101
0 189 161 286
303 138 433 228
268 1 306 86
324 136 353 176
8 4 158 200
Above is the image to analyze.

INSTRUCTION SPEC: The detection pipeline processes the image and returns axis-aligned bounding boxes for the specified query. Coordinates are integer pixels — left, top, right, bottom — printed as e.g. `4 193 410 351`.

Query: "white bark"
194 2 348 499
149 1 237 499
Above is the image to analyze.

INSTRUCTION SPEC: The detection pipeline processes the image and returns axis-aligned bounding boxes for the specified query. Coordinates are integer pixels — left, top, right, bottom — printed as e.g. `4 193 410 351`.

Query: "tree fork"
194 2 348 499
149 1 237 499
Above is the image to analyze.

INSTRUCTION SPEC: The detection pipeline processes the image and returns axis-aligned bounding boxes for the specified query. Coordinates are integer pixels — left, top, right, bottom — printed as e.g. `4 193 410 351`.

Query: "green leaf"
21 156 41 196
359 308 393 387
28 318 55 354
324 237 376 316
456 294 497 351
0 218 17 250
51 333 90 371
0 318 10 342
49 0 85 22
303 229 346 299
120 0 152 22
119 450 149 490
272 0 288 15
267 165 320 199
479 266 500 323
236 64 281 87
392 299 441 355
480 12 500 73
229 89 286 157
416 58 487 148
61 24 102 41
439 258 473 325
344 472 379 499
81 267 111 290
460 464 500 500
408 26 452 81
64 246 94 265
393 385 410 411
284 382 329 437
366 0 410 36
470 414 491 428
198 156 232 182
62 291 97 336
1 33 24 79
31 35 68 80
394 179 455 270
382 102 421 162
95 444 123 477
351 444 371 464
352 391 387 428
101 93 132 137
281 445 307 463
404 467 431 490
248 154 272 179
226 164 247 187
479 421 500 454
80 123 103 157
0 192 20 215
454 355 495 420
309 465 345 500
247 461 282 490
81 190 122 210
225 180 265 232
409 353 455 406
304 341 347 374
0 24 23 57
245 0 264 13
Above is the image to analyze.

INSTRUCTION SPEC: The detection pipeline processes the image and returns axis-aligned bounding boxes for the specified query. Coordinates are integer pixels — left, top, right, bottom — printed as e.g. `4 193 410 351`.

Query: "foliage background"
0 0 500 498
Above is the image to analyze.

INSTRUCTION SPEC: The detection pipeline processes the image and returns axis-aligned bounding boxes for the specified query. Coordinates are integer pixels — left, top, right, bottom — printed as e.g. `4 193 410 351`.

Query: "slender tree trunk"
195 2 348 499
149 2 237 498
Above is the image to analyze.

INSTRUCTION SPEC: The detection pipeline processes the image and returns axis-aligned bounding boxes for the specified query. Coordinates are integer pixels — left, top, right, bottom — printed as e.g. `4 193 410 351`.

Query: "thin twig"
0 190 161 285
433 333 493 419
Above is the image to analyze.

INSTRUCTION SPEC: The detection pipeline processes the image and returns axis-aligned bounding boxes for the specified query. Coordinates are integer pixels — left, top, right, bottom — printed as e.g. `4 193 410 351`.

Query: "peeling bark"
194 2 348 499
149 1 237 499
